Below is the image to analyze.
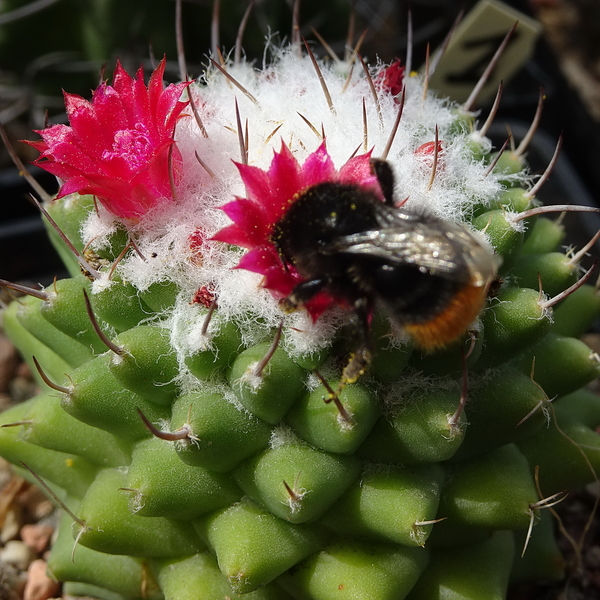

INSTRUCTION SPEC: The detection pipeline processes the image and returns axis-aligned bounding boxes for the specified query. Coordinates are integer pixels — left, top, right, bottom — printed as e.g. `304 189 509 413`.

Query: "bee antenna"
371 158 396 206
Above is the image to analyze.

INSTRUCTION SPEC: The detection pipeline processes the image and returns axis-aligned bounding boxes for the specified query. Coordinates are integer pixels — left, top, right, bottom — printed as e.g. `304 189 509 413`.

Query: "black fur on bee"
271 159 498 385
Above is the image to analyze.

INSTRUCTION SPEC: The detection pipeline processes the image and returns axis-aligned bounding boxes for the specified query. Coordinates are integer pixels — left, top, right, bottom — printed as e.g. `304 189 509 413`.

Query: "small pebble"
0 539 36 570
19 487 54 521
0 505 23 543
21 524 54 554
0 559 28 598
23 559 60 600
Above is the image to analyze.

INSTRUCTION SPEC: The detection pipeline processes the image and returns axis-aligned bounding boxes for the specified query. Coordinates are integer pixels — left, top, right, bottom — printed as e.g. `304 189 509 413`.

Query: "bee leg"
280 278 326 313
339 297 373 389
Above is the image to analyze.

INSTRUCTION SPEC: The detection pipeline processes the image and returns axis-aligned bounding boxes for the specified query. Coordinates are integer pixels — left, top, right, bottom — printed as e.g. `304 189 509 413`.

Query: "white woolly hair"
81 46 525 364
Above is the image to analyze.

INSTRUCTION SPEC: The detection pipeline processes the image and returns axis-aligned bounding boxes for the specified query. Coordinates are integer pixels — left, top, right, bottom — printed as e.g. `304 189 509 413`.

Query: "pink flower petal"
215 141 382 321
221 199 270 242
301 141 336 187
339 151 384 199
237 162 274 204
211 224 251 247
264 143 302 216
55 176 91 198
305 292 337 321
27 58 189 220
63 94 109 155
237 247 280 273
377 59 405 99
262 265 296 297
91 86 129 142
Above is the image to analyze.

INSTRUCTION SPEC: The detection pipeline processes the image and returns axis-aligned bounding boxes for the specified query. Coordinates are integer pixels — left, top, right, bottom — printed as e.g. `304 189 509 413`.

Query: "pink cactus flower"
415 140 445 172
212 142 384 320
28 58 189 220
376 59 405 100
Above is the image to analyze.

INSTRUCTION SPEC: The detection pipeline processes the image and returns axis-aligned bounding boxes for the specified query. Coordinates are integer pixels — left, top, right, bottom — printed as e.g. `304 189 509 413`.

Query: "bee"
271 159 499 384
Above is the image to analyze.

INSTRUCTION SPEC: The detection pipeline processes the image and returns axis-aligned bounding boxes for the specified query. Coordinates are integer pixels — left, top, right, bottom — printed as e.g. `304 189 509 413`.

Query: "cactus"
1 10 600 600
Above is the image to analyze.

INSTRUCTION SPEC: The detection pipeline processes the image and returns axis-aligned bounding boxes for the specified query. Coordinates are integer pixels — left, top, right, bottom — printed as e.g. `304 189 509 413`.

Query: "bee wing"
328 219 499 287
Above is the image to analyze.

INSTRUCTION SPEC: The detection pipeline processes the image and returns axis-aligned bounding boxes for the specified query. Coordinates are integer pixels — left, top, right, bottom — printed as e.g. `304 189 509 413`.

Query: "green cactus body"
2 17 600 600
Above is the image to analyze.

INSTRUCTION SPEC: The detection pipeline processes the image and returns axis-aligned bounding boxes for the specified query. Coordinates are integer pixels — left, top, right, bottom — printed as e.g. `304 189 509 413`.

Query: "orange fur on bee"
403 283 489 350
